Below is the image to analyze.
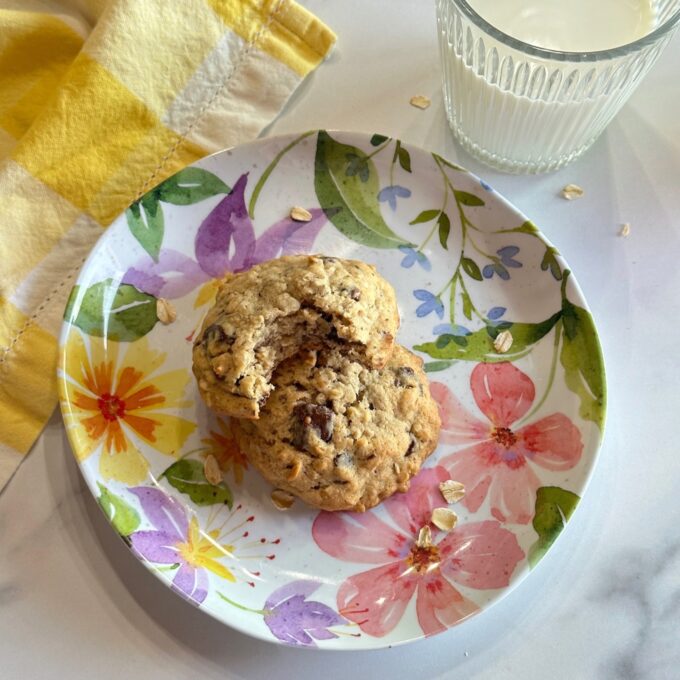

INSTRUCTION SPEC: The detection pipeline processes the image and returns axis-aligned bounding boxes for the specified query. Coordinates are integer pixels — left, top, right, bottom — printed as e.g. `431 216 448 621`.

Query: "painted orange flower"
202 418 248 484
60 331 196 484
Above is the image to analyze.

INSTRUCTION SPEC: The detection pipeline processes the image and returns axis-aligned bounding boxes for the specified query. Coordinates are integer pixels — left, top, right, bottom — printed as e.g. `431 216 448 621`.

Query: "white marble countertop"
2 2 680 678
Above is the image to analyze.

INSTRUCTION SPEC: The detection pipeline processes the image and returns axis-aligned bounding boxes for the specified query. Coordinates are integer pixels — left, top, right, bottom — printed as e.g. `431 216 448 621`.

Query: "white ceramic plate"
58 131 605 649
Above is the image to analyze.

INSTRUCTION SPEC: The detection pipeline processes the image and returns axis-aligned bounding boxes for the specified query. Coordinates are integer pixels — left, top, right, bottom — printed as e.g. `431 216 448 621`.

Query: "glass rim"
445 0 680 61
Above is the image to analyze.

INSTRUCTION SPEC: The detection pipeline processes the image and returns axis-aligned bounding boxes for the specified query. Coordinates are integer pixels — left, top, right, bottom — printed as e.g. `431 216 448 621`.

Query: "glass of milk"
436 0 680 173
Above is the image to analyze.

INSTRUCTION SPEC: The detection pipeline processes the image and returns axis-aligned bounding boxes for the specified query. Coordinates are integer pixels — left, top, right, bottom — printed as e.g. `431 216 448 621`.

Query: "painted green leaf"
410 209 440 225
314 131 410 249
560 299 606 429
541 246 563 281
528 486 580 567
454 190 485 207
461 256 483 281
162 459 233 507
504 220 540 235
126 193 164 262
461 287 473 320
438 211 451 249
433 153 465 171
423 360 456 373
397 143 412 173
370 133 389 146
157 167 230 205
65 280 158 341
97 482 140 536
415 312 561 362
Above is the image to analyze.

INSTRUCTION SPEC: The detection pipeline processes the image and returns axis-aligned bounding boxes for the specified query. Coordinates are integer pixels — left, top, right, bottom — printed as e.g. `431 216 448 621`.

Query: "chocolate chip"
343 287 361 301
320 256 338 263
203 324 233 356
292 403 334 450
394 366 416 387
405 434 418 457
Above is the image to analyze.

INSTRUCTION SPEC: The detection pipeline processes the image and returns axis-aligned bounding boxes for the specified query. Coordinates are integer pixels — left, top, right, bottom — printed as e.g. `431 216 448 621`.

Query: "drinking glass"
436 0 680 173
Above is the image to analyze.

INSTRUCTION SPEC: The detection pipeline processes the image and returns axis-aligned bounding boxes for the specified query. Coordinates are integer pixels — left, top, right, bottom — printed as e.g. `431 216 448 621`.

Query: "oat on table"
230 344 441 512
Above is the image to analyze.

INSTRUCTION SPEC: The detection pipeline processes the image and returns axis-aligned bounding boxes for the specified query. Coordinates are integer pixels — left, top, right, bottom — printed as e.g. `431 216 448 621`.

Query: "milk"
437 0 661 172
469 0 655 52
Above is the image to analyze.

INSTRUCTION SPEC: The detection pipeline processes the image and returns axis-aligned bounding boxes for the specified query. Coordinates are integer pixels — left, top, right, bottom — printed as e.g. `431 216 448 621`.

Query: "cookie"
192 255 399 419
230 344 441 512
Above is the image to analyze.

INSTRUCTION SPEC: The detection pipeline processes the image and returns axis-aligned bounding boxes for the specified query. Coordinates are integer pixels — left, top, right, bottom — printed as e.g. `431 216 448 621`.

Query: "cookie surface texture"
231 345 441 512
192 255 399 418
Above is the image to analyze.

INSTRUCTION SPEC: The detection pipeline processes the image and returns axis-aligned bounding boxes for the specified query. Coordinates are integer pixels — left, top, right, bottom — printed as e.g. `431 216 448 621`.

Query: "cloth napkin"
0 0 336 490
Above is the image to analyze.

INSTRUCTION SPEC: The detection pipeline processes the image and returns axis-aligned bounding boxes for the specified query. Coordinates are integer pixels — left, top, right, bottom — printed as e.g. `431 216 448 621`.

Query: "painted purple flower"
398 245 431 271
128 487 235 605
194 173 330 276
195 173 255 277
487 306 507 320
263 581 346 647
413 289 444 318
123 174 330 300
480 180 493 192
248 208 330 266
497 246 522 268
122 249 209 298
378 184 412 211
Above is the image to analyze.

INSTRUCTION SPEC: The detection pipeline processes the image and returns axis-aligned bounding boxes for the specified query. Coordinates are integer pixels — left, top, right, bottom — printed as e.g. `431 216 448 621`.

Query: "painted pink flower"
312 467 524 638
431 362 583 525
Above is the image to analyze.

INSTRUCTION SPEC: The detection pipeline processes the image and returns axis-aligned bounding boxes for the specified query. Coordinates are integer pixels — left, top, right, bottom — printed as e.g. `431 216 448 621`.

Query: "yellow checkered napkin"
0 0 336 489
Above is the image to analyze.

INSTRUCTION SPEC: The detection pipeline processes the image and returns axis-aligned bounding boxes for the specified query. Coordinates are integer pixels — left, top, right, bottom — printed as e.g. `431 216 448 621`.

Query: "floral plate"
58 131 606 649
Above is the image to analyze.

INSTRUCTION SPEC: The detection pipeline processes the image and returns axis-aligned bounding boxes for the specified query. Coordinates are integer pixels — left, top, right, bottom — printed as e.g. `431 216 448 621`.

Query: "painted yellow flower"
193 278 220 309
60 331 196 484
202 418 248 484
177 516 236 582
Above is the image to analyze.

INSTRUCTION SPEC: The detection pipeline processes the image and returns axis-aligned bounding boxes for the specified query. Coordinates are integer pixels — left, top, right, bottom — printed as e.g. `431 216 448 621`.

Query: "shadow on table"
47 419 607 680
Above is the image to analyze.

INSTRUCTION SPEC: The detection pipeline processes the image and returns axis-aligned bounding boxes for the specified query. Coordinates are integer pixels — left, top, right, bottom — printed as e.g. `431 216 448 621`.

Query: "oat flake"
271 489 295 510
561 184 584 200
493 330 513 354
203 454 222 485
290 206 312 222
439 479 466 504
432 507 458 532
156 298 176 325
410 95 431 110
416 525 433 548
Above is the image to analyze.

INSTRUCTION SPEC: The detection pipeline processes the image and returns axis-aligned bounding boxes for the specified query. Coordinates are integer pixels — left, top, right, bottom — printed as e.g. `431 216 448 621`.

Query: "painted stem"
248 130 315 218
518 320 563 425
217 591 267 615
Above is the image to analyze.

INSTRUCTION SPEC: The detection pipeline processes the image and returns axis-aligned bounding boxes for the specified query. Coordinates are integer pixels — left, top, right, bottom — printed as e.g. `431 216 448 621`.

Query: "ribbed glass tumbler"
436 0 680 173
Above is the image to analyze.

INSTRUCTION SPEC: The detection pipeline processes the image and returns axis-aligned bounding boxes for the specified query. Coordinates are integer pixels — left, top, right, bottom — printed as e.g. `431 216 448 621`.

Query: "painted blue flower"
487 306 506 320
398 245 431 271
433 323 472 336
345 153 369 182
378 184 412 211
483 263 510 280
480 180 494 192
497 246 522 268
413 289 444 318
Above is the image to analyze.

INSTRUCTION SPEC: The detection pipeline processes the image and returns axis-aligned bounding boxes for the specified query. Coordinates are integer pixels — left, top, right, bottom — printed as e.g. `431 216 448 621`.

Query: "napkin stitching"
0 0 288 370
134 0 288 200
